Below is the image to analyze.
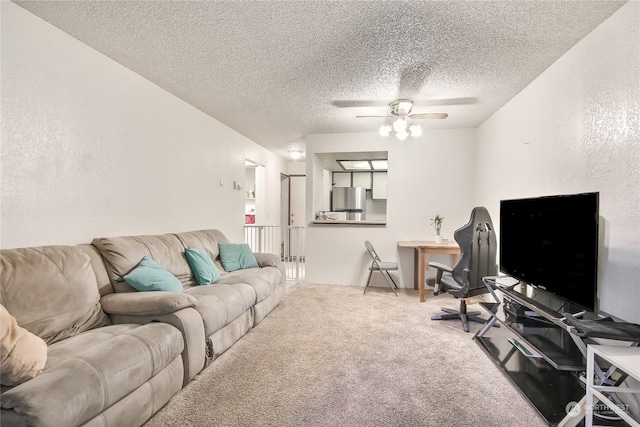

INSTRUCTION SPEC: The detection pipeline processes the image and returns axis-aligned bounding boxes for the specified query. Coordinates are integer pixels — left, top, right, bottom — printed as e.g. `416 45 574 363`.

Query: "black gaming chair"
428 207 498 332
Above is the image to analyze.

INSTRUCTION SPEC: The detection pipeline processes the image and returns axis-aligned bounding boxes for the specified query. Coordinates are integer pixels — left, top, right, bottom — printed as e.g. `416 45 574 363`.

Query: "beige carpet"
145 283 547 427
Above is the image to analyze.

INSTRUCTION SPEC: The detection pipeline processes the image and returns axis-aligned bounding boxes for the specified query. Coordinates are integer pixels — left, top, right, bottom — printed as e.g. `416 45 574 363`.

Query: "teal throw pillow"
123 256 183 292
185 248 220 285
218 243 259 272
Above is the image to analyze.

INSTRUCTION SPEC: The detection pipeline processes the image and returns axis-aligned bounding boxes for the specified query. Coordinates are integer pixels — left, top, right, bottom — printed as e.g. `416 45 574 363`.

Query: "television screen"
499 192 599 311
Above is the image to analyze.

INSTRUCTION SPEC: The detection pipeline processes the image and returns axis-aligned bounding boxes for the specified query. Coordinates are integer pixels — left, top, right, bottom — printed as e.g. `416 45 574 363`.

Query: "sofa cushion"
0 246 110 345
0 305 47 386
185 248 220 285
218 243 259 272
124 256 183 292
184 283 255 336
92 233 191 292
216 266 283 304
1 323 183 426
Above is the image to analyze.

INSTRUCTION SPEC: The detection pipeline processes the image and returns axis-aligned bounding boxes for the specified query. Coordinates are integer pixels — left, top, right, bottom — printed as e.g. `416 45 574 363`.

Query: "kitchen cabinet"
352 172 372 189
333 172 351 187
331 171 387 199
372 172 387 199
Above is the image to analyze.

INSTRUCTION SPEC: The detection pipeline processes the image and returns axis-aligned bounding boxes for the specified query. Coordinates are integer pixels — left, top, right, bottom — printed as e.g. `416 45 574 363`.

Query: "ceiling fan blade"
398 63 432 98
355 115 393 118
408 113 448 120
336 97 476 110
415 97 477 106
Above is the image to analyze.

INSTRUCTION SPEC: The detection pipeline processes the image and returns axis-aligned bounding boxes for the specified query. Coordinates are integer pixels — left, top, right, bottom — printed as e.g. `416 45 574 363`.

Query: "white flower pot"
435 235 443 244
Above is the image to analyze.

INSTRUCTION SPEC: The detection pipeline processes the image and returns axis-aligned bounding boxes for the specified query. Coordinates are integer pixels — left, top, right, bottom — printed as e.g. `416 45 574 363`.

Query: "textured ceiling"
14 0 627 158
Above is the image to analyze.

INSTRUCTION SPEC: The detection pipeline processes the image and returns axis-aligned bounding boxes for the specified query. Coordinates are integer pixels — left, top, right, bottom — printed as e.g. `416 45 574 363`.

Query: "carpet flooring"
145 283 547 427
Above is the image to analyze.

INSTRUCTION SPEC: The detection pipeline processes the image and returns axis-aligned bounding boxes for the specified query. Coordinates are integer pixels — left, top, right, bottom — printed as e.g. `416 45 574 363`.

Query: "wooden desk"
397 240 461 302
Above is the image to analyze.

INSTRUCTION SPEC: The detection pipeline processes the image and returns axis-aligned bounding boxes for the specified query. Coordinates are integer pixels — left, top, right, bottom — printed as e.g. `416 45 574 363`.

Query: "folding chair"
364 240 398 295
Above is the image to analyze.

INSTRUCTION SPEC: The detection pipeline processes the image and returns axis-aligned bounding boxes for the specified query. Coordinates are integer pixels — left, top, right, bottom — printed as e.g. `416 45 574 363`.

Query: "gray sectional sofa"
0 229 286 427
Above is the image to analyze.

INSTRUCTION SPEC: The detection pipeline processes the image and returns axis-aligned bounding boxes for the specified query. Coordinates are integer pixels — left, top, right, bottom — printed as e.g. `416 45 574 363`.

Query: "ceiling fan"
356 99 447 139
356 99 448 120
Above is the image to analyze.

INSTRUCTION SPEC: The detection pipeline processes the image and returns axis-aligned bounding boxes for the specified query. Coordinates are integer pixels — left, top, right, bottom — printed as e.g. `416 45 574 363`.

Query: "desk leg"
413 249 420 291
419 248 426 303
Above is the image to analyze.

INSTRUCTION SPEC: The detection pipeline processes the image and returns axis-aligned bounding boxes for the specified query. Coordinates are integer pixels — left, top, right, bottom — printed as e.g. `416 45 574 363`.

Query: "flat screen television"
499 192 599 312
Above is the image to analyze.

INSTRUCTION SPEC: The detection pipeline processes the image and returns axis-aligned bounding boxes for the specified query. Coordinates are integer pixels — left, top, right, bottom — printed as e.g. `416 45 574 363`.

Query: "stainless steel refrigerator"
332 187 366 220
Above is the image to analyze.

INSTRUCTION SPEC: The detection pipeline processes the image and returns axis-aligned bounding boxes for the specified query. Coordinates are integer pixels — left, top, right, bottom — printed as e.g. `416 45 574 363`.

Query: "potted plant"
431 214 444 244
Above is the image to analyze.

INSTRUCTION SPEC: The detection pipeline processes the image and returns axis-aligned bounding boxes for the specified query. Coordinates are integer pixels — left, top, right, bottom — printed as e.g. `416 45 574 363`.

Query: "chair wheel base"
431 306 497 333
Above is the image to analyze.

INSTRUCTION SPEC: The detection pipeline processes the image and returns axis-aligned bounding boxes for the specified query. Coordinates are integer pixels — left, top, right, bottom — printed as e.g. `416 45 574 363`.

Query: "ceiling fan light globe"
288 149 303 159
395 130 409 140
393 117 407 132
379 125 392 137
409 124 422 137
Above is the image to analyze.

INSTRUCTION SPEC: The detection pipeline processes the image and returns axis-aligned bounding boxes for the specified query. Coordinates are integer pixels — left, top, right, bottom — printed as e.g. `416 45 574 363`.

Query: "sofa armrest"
100 292 197 316
253 252 281 268
253 253 286 289
102 294 206 386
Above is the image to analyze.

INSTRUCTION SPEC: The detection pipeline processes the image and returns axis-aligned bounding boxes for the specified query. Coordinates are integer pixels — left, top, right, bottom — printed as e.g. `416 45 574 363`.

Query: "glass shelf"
479 302 585 371
475 333 585 425
474 283 597 426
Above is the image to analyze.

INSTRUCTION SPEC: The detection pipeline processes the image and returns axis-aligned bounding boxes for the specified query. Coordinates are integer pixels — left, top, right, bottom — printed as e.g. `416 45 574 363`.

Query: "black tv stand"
474 279 599 426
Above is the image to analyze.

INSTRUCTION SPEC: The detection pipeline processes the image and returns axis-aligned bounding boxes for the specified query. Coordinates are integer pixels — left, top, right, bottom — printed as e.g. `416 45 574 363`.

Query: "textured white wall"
305 130 477 287
1 3 286 248
475 2 639 323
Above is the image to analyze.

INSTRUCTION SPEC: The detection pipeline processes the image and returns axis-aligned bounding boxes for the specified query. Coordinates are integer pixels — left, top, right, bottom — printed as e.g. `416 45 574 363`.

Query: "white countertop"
311 220 386 226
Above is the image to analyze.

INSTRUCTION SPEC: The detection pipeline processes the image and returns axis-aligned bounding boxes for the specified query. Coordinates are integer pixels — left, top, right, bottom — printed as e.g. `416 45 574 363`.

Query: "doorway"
245 161 265 224
281 173 306 256
281 174 306 285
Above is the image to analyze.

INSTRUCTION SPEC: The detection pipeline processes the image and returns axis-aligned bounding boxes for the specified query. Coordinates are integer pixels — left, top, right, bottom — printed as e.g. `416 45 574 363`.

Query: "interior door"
280 174 290 226
288 175 306 262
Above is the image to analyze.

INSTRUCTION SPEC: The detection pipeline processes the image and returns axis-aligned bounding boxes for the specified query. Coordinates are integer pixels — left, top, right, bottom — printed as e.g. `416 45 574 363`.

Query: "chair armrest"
253 252 280 268
100 292 197 316
428 262 453 273
428 262 453 295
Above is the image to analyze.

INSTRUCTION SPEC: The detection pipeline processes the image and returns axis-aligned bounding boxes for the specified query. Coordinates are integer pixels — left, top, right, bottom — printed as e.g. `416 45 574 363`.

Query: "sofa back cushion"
0 246 110 345
174 229 229 269
92 233 190 292
78 244 115 297
93 230 233 292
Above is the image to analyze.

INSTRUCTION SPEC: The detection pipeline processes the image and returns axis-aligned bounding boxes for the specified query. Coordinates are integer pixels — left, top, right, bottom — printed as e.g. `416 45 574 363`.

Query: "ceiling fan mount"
389 99 414 116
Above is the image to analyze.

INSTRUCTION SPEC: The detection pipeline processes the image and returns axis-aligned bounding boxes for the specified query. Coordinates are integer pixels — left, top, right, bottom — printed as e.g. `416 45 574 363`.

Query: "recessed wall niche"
315 151 387 221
